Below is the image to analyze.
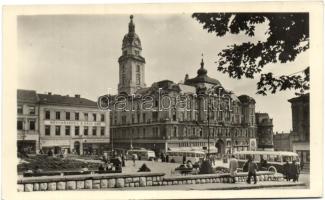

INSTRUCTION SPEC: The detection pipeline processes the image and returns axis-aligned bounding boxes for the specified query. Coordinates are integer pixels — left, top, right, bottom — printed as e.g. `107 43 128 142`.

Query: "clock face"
134 39 140 46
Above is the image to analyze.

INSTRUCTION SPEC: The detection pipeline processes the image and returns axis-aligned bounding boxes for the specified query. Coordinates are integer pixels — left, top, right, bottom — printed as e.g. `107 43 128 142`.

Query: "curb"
206 182 306 190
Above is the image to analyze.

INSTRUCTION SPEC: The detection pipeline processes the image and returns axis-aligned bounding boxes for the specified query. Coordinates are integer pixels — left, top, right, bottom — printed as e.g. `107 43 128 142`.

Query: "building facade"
273 132 292 151
255 113 274 151
288 93 310 168
17 90 40 154
17 90 110 155
100 16 269 156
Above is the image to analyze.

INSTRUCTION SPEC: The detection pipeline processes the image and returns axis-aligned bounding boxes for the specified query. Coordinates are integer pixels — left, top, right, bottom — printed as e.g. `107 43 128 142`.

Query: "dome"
185 58 222 86
197 59 207 76
122 15 142 49
122 32 142 49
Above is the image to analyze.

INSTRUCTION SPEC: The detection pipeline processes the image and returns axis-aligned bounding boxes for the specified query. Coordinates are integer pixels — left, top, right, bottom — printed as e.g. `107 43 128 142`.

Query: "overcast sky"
17 14 309 133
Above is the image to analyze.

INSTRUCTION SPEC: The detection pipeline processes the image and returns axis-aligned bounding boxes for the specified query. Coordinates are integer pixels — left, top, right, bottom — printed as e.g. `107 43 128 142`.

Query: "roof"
134 87 151 95
37 93 97 108
177 84 196 94
230 94 240 102
17 89 38 103
238 95 256 104
288 93 309 103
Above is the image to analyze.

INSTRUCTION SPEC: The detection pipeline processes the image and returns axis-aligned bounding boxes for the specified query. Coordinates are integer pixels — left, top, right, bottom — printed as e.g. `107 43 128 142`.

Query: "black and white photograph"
2 2 323 199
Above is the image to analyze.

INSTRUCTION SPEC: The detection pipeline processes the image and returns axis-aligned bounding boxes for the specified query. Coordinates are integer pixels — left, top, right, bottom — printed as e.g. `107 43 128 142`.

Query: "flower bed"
17 155 101 173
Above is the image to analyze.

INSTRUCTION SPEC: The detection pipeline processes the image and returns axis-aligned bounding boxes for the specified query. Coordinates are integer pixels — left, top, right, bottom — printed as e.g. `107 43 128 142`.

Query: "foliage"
192 13 309 95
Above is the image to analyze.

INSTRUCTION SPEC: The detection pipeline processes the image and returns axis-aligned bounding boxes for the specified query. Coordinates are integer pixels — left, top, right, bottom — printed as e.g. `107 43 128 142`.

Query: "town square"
5 5 321 198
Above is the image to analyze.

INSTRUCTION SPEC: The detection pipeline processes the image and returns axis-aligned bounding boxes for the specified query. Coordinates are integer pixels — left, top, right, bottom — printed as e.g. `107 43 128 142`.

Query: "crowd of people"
228 155 301 184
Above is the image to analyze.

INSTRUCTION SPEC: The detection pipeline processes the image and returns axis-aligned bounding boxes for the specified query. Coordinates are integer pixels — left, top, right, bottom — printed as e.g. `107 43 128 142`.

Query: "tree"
192 13 309 95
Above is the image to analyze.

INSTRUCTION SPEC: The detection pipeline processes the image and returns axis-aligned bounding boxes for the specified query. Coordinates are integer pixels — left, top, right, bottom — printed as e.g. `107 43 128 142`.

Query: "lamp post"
111 131 114 152
207 101 211 156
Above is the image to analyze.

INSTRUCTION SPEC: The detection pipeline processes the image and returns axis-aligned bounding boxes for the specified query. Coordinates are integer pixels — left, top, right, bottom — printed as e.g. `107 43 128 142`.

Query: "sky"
17 14 309 133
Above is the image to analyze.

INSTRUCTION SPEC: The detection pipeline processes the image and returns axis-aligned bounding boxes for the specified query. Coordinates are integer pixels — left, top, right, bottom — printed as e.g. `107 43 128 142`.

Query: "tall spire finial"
129 15 135 33
201 53 204 68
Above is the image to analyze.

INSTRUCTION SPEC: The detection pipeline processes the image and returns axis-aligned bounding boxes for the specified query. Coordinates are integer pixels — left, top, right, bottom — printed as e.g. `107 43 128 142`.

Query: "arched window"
136 74 140 85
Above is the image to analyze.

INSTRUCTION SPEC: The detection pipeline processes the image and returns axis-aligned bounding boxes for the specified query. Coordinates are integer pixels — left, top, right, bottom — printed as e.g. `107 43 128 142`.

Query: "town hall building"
101 15 273 156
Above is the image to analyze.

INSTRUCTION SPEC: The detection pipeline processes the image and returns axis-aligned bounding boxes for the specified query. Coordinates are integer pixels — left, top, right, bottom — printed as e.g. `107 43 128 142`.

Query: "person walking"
246 156 258 184
283 160 291 181
229 155 238 183
183 155 186 164
291 160 300 182
121 153 126 167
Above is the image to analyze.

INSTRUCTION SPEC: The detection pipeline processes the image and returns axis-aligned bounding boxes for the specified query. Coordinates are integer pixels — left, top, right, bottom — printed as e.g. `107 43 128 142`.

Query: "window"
45 125 51 136
101 114 105 122
174 127 178 137
84 126 88 136
75 126 80 136
56 112 61 120
84 113 88 121
122 74 126 85
66 112 70 120
75 112 79 120
17 105 23 114
152 112 158 122
45 111 51 119
132 115 135 123
172 110 177 121
29 120 35 131
122 116 126 124
93 113 97 121
136 65 140 72
123 50 127 55
17 120 23 130
29 106 35 115
92 127 97 136
101 127 105 136
136 74 140 85
135 50 139 56
142 113 146 123
65 126 70 136
55 126 61 136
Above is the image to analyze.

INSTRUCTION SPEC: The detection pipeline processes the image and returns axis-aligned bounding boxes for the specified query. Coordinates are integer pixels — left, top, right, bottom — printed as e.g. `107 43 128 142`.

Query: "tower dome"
122 15 142 49
197 58 207 76
185 57 222 86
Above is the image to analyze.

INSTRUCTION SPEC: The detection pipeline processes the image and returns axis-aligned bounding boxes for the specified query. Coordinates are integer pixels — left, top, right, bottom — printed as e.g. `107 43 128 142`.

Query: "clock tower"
118 15 146 95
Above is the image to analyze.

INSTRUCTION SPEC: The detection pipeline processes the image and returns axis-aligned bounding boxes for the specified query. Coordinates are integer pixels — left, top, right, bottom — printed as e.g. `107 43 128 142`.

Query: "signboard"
249 138 257 151
44 120 105 126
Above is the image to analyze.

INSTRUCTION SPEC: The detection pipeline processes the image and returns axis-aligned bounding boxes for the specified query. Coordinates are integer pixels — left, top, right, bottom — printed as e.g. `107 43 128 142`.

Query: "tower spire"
197 53 207 76
129 15 135 33
201 53 204 69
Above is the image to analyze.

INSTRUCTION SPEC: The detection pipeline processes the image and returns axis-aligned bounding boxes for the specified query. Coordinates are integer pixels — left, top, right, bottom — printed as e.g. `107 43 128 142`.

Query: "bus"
126 149 156 161
233 151 300 174
166 150 205 164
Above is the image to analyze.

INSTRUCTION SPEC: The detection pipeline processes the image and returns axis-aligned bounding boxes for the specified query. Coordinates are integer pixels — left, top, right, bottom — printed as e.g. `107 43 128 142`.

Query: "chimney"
75 94 81 98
